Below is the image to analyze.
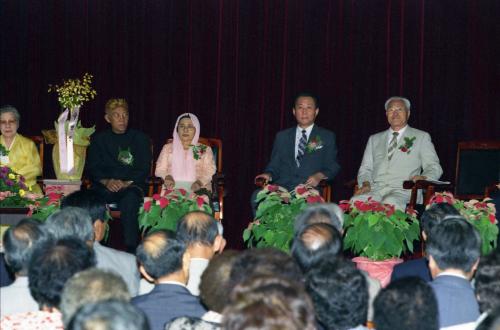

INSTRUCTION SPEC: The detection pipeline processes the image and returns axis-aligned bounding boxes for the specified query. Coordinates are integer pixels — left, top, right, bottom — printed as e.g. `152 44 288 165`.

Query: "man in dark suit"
255 92 340 192
132 230 206 330
427 217 481 328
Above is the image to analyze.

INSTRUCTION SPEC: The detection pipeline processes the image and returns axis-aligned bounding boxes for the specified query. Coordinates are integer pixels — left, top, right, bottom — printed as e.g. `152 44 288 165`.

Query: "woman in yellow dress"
0 106 42 193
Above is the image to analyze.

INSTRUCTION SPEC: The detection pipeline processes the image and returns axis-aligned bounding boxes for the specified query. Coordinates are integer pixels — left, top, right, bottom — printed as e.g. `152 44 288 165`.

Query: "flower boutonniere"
0 144 9 157
305 135 324 153
399 136 416 154
191 144 207 160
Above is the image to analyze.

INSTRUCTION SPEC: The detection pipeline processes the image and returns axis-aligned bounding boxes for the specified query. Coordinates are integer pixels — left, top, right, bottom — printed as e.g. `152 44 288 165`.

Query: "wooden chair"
155 137 225 221
405 140 500 210
255 177 332 202
28 135 44 188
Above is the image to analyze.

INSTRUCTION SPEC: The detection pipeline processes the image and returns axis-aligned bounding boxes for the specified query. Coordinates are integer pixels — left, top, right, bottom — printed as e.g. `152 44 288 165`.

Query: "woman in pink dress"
155 113 216 193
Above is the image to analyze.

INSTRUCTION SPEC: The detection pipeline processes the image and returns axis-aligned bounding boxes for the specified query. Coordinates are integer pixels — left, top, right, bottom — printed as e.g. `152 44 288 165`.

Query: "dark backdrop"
1 0 499 248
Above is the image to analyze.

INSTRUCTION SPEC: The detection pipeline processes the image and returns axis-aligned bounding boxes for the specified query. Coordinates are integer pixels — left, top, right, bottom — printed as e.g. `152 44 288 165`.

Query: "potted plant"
243 184 325 252
138 188 213 234
339 198 420 287
44 73 96 180
427 191 498 255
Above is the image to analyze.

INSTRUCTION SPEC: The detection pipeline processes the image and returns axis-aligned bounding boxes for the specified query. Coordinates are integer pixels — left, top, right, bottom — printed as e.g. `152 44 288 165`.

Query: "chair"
28 135 44 188
254 177 332 202
155 137 225 221
405 140 500 209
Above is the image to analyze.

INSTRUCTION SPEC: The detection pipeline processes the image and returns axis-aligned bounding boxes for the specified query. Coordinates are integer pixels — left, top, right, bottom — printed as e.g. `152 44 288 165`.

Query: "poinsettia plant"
138 188 212 234
28 192 63 221
340 198 420 261
427 191 498 255
243 184 325 252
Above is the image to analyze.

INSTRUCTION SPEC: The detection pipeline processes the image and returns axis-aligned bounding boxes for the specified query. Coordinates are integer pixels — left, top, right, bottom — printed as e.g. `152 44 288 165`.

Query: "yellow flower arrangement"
48 73 97 109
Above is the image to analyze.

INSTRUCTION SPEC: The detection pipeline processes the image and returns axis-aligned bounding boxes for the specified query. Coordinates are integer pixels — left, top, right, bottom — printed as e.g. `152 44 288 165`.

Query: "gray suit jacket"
430 275 480 328
94 242 140 296
265 125 340 190
357 126 442 189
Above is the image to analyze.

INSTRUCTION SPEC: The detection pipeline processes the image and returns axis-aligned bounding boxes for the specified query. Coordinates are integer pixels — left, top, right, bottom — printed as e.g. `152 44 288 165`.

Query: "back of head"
28 238 96 308
176 211 219 247
2 218 45 276
136 230 186 280
45 207 94 242
306 259 368 330
199 250 240 313
228 247 303 294
291 223 343 273
61 190 107 223
222 275 316 330
475 249 500 313
61 268 131 327
294 203 343 233
426 217 481 273
68 299 149 330
421 203 460 235
374 277 438 330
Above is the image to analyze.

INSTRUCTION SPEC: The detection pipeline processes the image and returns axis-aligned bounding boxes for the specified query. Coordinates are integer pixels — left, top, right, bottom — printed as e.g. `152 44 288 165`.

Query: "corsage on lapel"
399 136 416 154
305 135 323 153
191 144 207 160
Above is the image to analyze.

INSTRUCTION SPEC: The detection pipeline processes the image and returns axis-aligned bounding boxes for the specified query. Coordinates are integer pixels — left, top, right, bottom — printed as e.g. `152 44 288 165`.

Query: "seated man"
254 92 340 207
353 96 443 210
86 98 152 252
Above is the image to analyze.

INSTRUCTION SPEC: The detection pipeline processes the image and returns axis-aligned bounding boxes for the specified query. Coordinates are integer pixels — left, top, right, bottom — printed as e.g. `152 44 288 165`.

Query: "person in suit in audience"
253 92 340 208
353 96 443 210
391 203 460 283
474 249 500 328
374 277 439 330
87 98 152 252
60 190 141 296
306 259 369 330
0 218 45 317
0 238 95 329
427 217 481 328
132 230 206 330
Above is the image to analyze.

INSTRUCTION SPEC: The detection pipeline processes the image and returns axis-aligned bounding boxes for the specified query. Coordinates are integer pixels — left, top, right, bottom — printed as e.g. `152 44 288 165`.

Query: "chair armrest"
484 183 500 198
403 180 452 207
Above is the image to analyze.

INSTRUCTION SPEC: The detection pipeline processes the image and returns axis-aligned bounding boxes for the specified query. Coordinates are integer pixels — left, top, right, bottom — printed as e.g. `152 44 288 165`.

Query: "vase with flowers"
243 184 325 252
339 198 420 286
43 73 96 180
0 166 40 207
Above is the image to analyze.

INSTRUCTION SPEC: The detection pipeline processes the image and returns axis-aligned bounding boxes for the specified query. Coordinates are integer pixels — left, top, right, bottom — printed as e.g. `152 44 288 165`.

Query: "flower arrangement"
191 144 207 160
138 188 213 234
0 166 38 207
28 192 63 221
427 191 498 255
306 136 323 153
243 184 325 252
399 136 416 153
48 73 97 109
339 198 420 261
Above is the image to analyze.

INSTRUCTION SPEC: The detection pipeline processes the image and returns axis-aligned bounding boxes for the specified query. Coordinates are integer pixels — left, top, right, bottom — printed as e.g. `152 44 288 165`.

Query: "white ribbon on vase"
56 106 80 174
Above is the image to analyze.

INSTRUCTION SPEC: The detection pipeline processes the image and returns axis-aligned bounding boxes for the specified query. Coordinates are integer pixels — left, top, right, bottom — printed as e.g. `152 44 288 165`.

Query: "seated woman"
0 106 42 193
155 113 216 193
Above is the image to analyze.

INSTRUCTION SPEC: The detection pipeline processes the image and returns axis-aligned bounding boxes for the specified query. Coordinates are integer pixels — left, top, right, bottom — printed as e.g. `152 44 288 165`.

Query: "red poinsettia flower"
178 188 187 196
152 193 161 201
296 186 308 195
143 200 152 212
267 185 279 192
400 147 408 152
339 200 351 212
306 195 323 204
196 196 205 208
489 213 496 224
159 198 169 209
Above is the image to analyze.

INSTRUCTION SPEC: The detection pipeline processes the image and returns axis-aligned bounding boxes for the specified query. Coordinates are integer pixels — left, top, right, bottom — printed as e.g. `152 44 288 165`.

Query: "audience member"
306 259 369 330
1 218 45 316
0 238 95 329
294 203 344 233
87 98 152 252
60 268 131 327
222 275 316 330
476 306 500 330
475 249 500 327
426 217 481 328
166 316 219 330
391 203 460 282
0 253 14 286
132 230 206 330
68 299 150 330
61 190 140 296
373 277 438 330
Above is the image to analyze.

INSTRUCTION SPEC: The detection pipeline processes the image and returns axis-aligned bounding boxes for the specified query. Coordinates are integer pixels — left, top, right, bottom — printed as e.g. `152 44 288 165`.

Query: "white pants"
351 186 411 211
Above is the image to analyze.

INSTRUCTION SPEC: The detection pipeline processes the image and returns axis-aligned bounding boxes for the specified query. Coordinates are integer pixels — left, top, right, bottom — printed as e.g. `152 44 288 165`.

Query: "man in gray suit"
427 217 481 328
255 92 340 191
353 96 443 210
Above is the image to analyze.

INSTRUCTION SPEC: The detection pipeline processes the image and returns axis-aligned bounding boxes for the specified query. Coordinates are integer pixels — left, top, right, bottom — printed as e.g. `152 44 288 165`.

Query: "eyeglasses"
0 120 17 126
178 125 195 131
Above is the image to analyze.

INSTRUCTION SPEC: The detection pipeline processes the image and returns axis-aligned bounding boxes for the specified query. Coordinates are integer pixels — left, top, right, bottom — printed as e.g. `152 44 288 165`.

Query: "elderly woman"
0 105 42 193
155 113 216 193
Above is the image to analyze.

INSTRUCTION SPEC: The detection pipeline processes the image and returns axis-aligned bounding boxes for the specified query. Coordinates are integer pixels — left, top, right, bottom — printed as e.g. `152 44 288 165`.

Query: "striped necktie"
296 129 307 167
388 132 399 161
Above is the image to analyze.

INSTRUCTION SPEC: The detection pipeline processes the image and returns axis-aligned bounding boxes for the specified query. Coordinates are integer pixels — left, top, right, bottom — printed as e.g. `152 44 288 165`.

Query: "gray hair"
45 207 94 242
60 268 130 327
0 105 21 124
294 203 344 233
384 96 411 111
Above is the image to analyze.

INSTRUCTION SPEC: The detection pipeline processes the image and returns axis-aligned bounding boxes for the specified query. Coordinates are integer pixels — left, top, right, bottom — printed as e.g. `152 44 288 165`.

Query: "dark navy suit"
391 258 432 283
132 283 206 330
